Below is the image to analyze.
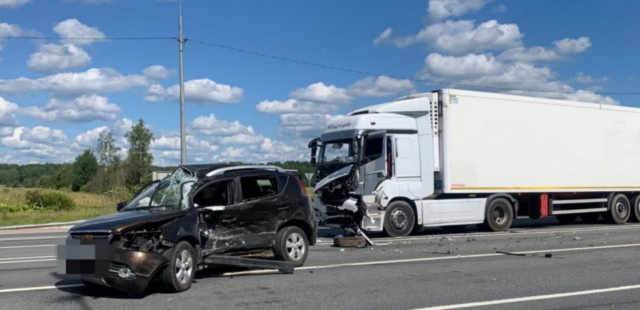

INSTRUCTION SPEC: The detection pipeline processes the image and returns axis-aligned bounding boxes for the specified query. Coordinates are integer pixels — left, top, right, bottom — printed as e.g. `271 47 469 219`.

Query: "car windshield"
320 139 358 163
123 168 197 211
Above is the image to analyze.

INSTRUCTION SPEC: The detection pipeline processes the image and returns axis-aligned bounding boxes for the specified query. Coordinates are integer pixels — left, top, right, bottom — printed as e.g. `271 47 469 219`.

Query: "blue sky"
0 0 638 165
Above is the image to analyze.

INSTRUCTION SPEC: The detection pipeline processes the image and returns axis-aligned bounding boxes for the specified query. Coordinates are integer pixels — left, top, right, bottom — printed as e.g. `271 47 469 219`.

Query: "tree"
124 119 154 189
97 129 120 167
72 149 99 191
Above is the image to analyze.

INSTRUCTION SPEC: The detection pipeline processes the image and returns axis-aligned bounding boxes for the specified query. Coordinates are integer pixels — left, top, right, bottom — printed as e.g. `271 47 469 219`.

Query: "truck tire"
605 194 630 224
274 226 309 267
579 213 600 223
383 201 415 237
632 195 640 222
479 198 513 232
555 214 578 224
160 241 195 292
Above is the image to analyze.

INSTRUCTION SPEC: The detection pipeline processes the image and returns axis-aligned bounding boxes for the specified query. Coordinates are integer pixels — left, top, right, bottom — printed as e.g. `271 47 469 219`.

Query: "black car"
58 165 317 293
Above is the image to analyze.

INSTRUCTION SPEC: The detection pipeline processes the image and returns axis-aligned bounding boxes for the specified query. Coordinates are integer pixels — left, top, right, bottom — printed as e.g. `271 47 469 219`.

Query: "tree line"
0 119 316 195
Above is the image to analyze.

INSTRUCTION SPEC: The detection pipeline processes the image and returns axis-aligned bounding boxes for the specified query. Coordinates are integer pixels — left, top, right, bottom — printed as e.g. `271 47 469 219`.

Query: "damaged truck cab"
59 165 316 293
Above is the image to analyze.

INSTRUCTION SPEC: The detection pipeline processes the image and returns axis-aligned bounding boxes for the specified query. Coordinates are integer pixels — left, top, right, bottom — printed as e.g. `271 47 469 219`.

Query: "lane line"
0 258 55 264
415 284 640 310
0 236 66 242
0 256 55 261
0 244 56 250
0 284 83 294
220 242 640 276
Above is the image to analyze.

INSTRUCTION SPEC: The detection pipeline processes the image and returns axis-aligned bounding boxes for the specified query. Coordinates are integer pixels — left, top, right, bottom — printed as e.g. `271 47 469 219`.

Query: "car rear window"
240 175 278 200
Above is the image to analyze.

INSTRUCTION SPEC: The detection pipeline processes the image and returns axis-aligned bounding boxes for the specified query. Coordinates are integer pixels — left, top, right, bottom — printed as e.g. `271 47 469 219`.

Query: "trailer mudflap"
203 255 295 274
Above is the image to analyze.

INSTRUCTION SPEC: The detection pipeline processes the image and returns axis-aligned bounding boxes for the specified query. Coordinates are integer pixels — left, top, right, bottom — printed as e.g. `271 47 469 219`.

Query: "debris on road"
496 250 526 257
334 236 367 248
545 253 553 258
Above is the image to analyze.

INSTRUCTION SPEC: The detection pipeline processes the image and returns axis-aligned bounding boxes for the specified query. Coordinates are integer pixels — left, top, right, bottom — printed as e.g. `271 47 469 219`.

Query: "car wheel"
274 226 309 267
605 194 630 224
480 198 513 232
555 214 578 224
160 241 195 292
383 201 415 237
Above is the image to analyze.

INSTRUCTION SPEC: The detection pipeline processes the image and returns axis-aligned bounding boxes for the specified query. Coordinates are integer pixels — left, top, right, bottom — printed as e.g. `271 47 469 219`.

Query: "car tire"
383 201 415 237
555 214 578 224
480 198 513 232
274 226 309 267
160 241 195 292
605 194 630 224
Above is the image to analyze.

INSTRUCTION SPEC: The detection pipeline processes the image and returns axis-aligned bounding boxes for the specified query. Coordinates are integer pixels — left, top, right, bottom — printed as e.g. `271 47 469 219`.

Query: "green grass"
0 187 120 227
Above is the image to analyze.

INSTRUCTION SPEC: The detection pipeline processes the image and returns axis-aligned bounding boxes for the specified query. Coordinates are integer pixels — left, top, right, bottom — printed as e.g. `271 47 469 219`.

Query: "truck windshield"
123 168 197 211
320 139 358 163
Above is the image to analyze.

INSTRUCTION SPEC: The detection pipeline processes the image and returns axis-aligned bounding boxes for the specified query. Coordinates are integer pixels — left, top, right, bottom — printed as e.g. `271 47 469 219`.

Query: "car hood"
314 164 353 192
68 209 187 234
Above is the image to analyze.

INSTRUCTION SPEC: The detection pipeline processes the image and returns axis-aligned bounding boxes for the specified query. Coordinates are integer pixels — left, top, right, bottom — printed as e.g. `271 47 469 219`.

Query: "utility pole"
178 0 187 165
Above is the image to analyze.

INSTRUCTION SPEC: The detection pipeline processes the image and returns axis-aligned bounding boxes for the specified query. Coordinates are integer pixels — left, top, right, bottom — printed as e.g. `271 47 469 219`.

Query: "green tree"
124 119 154 189
72 149 99 191
97 129 121 167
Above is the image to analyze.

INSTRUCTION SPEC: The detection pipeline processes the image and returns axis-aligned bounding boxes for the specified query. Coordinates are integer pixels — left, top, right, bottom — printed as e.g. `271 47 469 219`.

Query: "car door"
360 131 388 195
237 173 282 249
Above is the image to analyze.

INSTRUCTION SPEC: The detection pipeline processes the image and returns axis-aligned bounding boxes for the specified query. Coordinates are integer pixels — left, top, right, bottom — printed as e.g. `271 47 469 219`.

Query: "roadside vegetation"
0 118 317 227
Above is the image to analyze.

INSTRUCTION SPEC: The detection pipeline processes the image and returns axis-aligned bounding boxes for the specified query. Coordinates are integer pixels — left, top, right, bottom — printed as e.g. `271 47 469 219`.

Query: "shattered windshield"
320 139 358 163
123 168 197 211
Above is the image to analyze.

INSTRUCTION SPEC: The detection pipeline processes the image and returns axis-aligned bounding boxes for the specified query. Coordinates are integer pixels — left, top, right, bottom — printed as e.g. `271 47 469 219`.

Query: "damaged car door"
236 173 283 249
193 178 242 254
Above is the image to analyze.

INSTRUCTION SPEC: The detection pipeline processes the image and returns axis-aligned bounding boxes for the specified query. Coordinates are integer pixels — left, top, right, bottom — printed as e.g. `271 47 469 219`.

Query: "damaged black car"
58 165 317 293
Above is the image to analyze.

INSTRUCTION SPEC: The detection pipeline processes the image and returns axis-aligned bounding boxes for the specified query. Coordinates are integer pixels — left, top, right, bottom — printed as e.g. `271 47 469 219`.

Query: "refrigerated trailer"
310 89 640 236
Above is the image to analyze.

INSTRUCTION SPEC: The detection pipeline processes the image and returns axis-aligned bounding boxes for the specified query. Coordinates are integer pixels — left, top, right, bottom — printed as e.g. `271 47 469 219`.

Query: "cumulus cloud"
0 68 148 97
554 37 591 54
290 82 352 104
73 126 108 147
498 37 592 62
143 65 171 81
144 79 244 104
0 97 18 126
21 94 121 123
54 19 106 45
347 75 414 97
392 20 522 54
220 133 265 145
2 126 68 149
428 0 492 20
190 113 251 136
279 113 335 138
0 23 40 56
256 99 339 114
0 0 30 8
575 73 609 84
373 27 393 46
27 44 91 73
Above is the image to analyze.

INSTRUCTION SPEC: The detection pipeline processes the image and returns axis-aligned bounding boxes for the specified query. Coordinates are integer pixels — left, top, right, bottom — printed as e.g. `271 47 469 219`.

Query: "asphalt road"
2 218 640 309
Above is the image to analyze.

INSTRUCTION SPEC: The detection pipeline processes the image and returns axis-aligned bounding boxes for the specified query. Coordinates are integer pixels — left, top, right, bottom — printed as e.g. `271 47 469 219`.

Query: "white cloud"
143 65 171 81
0 126 13 136
27 44 91 73
290 82 352 104
53 19 106 45
113 118 133 135
190 113 251 136
74 126 108 147
0 0 30 8
279 113 335 138
575 72 609 84
428 0 491 20
393 20 522 55
347 75 414 97
492 4 507 13
256 99 339 114
21 94 121 123
145 79 244 104
220 133 265 145
0 97 18 126
0 23 40 56
498 37 592 62
0 68 149 97
2 126 67 149
553 37 591 54
373 27 393 46
422 53 504 79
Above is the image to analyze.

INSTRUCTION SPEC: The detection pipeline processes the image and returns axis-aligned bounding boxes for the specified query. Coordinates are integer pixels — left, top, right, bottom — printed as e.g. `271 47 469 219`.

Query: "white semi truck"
309 89 640 237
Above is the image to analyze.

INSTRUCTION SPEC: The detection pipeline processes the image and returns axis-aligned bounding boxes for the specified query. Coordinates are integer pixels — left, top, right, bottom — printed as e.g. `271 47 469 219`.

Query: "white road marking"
415 284 640 310
0 284 83 294
0 236 66 242
0 244 56 250
220 242 640 276
0 256 55 261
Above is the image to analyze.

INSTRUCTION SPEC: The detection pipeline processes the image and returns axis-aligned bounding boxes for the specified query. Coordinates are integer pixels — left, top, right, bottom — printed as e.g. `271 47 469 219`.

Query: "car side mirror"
116 201 127 211
308 138 319 165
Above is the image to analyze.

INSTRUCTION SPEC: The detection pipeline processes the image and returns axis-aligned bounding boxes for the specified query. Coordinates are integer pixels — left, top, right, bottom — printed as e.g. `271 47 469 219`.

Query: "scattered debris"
426 250 452 255
545 253 552 258
339 248 345 252
573 236 582 241
496 250 526 257
333 236 366 248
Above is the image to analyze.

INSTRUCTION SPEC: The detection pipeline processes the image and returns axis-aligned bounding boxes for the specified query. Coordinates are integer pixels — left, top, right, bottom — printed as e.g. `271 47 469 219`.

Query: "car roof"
181 164 287 178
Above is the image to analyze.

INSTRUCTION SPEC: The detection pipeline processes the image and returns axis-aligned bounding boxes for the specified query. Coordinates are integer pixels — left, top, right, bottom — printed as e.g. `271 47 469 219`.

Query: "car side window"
193 180 234 207
240 175 278 201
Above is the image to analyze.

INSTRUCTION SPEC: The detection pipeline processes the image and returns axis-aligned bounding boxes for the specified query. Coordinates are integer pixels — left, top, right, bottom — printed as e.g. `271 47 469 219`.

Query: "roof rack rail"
205 165 285 177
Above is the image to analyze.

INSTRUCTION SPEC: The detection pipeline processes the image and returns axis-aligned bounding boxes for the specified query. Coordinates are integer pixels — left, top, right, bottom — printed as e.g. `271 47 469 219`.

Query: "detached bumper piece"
204 255 295 274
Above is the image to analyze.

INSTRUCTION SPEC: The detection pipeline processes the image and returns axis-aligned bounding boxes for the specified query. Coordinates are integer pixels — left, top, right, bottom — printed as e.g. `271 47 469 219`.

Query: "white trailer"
310 89 640 236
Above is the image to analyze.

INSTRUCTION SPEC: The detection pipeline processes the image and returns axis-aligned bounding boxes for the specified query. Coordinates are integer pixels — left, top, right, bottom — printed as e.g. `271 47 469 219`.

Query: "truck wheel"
160 241 195 292
632 195 640 222
383 201 415 237
579 213 600 223
605 194 630 224
480 198 513 232
555 214 578 224
274 226 309 267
